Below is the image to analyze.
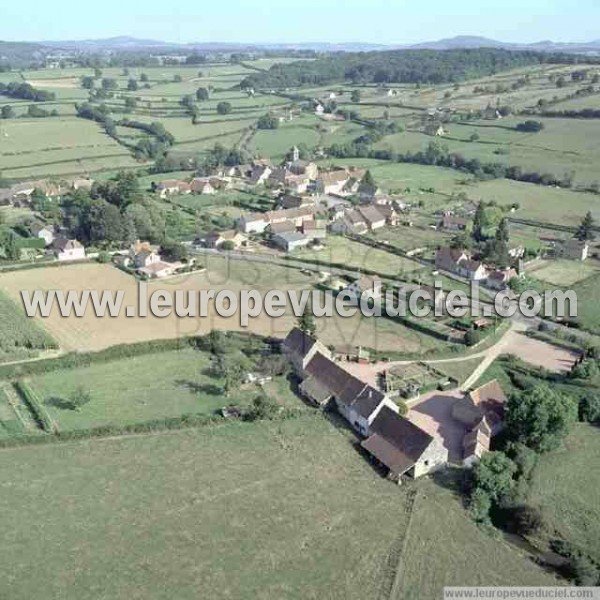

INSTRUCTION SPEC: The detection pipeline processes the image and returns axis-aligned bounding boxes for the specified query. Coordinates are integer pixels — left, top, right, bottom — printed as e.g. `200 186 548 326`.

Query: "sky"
2 0 599 44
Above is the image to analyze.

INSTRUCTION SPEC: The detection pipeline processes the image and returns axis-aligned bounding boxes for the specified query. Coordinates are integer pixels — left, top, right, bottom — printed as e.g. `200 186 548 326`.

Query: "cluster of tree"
353 119 400 145
26 104 58 118
194 143 251 175
328 139 575 188
239 49 590 90
515 120 545 133
535 108 600 120
216 101 233 115
0 81 55 102
256 113 279 130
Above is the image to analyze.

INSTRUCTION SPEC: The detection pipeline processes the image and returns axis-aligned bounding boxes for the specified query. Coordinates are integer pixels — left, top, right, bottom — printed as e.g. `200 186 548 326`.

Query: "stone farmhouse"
435 247 487 281
52 238 86 261
282 328 448 481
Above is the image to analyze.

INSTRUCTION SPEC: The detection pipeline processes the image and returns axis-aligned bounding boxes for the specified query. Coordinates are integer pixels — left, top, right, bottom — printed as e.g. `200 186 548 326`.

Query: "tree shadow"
45 397 77 411
175 379 221 395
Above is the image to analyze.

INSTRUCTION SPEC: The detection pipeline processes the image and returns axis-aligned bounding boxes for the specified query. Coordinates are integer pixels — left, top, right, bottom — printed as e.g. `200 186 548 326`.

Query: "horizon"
1 0 599 45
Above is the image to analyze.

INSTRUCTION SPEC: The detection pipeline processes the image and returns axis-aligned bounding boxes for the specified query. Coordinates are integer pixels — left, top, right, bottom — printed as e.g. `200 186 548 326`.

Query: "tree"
506 385 578 453
127 78 138 91
101 78 118 91
472 201 487 242
350 90 361 102
220 240 235 251
469 488 493 524
579 393 600 424
245 395 279 421
160 241 188 262
470 132 480 142
69 386 92 411
81 76 95 90
140 73 149 83
1 105 14 119
196 87 209 101
216 101 232 115
575 211 595 242
472 451 517 502
212 353 251 397
362 169 376 187
516 120 544 133
297 304 316 336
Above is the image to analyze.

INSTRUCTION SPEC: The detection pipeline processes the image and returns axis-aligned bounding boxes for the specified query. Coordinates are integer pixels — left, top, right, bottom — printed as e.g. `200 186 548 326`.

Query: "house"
361 406 448 481
303 351 395 436
282 327 331 378
423 123 447 136
268 220 297 236
272 231 310 252
487 268 517 290
376 204 398 227
302 219 327 240
233 164 252 179
249 165 273 186
269 168 310 194
453 380 508 467
190 178 216 195
344 275 383 300
238 212 269 234
265 206 315 228
558 239 589 261
208 177 233 192
133 249 161 269
440 214 468 231
52 238 86 261
156 179 191 198
138 261 181 279
483 105 502 120
30 223 55 246
330 209 368 235
71 178 94 192
435 247 487 281
277 194 314 210
288 160 318 180
315 170 349 195
314 103 325 115
204 230 247 249
358 205 386 231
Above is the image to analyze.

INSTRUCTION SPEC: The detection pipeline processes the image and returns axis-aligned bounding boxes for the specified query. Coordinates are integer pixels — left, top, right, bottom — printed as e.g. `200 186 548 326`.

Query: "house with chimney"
435 247 487 281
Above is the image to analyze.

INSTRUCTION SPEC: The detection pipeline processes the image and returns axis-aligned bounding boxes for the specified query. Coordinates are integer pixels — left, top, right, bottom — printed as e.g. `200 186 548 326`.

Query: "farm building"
362 406 448 481
282 327 332 378
272 231 310 252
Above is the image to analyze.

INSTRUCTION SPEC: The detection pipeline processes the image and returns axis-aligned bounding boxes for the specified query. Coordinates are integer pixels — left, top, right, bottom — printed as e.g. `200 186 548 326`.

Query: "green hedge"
14 380 58 433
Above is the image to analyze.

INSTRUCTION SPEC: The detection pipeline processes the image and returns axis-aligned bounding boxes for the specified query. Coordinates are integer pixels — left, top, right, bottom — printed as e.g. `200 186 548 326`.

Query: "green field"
0 414 559 600
26 346 299 431
528 424 600 563
296 235 424 279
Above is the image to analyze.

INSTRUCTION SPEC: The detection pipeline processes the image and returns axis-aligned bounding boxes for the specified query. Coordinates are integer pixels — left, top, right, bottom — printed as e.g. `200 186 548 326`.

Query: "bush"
464 328 483 346
511 504 545 536
216 101 232 115
516 120 544 133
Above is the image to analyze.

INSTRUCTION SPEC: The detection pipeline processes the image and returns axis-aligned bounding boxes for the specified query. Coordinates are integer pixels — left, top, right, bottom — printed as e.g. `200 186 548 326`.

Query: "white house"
238 213 269 234
272 231 310 252
52 238 86 261
31 223 55 247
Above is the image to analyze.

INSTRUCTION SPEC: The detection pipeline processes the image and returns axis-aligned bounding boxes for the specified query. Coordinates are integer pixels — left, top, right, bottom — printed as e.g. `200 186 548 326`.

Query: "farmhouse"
282 327 332 378
71 177 94 192
435 247 487 281
238 212 269 234
358 205 386 231
156 179 191 198
362 406 448 481
376 204 399 226
52 238 86 261
330 209 368 235
204 230 248 249
452 379 508 467
265 206 315 227
268 220 296 235
440 214 468 231
249 165 273 185
558 239 589 261
133 249 161 269
277 194 314 210
315 170 349 195
272 231 310 252
138 261 181 279
302 219 327 240
487 268 517 290
190 178 216 195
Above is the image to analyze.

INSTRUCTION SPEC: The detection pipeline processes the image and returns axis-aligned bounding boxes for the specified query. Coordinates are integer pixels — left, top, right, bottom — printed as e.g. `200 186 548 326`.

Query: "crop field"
568 273 600 334
0 414 558 600
0 261 443 355
0 386 24 438
0 292 57 363
528 424 600 563
25 346 300 431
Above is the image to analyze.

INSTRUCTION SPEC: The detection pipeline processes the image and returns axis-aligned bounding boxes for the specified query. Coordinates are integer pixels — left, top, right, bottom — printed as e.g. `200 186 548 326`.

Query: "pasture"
25 346 299 431
528 424 600 563
0 414 415 600
527 259 600 286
